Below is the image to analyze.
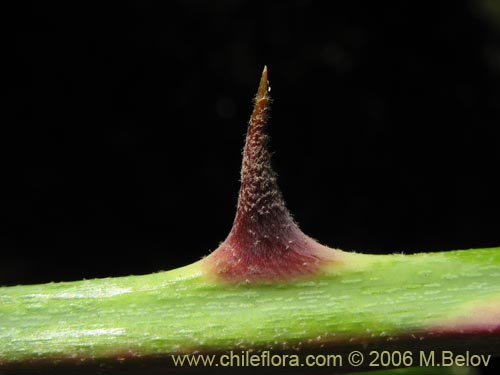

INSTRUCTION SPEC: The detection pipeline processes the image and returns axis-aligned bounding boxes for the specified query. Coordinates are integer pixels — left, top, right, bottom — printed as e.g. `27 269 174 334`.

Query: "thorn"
202 66 340 283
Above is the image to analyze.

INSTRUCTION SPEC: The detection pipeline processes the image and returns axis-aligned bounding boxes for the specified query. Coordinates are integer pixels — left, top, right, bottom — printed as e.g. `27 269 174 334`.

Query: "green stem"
1 248 499 372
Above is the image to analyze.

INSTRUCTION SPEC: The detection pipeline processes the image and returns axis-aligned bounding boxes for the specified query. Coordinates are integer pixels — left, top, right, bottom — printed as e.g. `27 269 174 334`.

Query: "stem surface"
1 248 499 371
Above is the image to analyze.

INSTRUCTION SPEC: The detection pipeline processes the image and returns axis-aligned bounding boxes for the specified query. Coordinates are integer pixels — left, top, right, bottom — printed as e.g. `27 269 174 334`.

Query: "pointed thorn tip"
256 66 269 101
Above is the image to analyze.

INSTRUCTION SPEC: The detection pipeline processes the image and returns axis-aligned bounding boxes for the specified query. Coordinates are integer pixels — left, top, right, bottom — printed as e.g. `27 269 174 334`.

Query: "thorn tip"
256 66 269 101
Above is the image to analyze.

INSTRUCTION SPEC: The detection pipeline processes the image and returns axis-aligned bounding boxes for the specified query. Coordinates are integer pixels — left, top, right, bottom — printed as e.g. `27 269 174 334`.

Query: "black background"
5 0 500 285
4 1 500 373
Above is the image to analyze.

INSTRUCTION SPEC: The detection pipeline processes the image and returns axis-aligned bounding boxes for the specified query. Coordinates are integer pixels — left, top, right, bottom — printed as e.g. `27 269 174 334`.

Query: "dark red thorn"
203 66 341 283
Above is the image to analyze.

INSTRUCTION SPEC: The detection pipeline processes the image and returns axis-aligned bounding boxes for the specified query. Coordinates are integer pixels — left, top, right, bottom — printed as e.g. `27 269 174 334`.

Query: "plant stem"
1 248 499 371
